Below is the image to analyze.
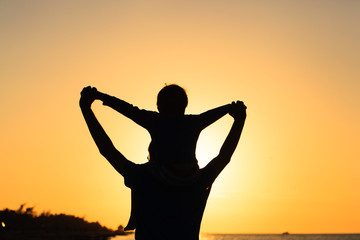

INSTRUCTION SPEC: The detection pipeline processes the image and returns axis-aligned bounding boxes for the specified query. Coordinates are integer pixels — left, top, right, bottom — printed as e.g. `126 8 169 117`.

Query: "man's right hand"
80 86 97 107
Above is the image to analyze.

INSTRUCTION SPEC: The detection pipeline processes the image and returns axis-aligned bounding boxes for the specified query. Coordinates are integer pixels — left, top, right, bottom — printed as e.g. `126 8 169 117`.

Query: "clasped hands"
79 86 98 107
229 101 247 120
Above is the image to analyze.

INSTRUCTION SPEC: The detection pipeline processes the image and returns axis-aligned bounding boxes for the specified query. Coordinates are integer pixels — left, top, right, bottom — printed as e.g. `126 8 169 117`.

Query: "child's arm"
205 101 247 178
80 87 128 176
197 104 232 130
94 88 154 129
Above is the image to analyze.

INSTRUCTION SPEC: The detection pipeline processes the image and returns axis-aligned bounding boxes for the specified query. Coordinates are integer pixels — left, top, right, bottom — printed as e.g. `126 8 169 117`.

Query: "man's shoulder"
123 161 151 188
199 164 218 187
125 161 150 171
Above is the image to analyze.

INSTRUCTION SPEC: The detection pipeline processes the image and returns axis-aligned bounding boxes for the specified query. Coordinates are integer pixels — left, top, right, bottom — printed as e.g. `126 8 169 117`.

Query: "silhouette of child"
93 84 232 230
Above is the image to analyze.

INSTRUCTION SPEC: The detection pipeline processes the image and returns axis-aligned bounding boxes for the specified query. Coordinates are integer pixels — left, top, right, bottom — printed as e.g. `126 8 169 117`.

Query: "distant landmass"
0 204 128 239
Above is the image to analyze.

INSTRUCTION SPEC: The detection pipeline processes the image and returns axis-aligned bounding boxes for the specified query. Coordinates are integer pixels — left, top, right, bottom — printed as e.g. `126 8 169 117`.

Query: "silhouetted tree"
0 204 127 239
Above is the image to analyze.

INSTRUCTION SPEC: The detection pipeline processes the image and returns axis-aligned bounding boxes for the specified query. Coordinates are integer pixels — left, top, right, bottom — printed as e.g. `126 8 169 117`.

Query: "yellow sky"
1 0 359 234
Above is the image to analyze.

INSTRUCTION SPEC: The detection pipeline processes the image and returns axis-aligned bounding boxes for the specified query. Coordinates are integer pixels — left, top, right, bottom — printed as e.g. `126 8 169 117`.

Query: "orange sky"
1 0 359 234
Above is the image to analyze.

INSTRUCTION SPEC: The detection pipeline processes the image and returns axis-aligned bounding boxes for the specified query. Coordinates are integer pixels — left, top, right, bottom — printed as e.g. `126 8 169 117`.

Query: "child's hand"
229 101 247 120
80 86 97 107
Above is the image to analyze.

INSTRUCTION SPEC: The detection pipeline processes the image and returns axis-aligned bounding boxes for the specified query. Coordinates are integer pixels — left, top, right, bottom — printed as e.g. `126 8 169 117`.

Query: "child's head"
157 84 188 115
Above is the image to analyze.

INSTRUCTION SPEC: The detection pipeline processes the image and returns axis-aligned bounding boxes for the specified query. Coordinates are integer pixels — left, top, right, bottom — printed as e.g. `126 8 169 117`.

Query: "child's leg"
124 190 137 230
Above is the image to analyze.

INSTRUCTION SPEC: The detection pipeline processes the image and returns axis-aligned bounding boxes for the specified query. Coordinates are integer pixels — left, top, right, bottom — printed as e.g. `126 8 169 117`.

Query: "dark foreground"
0 230 121 240
0 205 128 240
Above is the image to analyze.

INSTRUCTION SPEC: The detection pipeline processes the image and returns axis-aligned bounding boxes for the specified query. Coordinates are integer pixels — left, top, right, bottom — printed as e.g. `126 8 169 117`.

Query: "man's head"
157 84 188 115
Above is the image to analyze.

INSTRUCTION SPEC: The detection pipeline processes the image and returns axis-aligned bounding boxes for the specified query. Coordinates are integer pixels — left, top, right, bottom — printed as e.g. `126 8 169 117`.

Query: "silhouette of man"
93 84 232 229
80 86 247 240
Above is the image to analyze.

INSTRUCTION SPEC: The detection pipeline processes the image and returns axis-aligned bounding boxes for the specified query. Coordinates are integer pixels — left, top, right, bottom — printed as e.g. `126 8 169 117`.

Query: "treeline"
0 204 126 239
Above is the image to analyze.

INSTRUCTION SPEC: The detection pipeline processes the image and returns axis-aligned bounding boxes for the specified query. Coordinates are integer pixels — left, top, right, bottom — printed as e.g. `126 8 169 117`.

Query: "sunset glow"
1 0 359 234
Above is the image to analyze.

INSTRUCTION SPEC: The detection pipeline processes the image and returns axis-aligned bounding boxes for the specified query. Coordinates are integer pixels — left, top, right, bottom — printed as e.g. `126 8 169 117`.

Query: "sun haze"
1 0 359 234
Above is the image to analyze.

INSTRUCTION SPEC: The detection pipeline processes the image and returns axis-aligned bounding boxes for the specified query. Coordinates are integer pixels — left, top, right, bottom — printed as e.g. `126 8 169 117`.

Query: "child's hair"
157 84 188 115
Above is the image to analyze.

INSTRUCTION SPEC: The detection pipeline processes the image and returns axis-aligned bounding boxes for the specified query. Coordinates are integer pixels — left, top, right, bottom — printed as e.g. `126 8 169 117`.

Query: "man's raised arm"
206 101 247 177
80 87 128 176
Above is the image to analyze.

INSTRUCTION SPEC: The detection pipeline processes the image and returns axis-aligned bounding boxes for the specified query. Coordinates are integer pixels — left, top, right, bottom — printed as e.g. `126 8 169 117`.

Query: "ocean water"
200 234 360 240
111 233 360 240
